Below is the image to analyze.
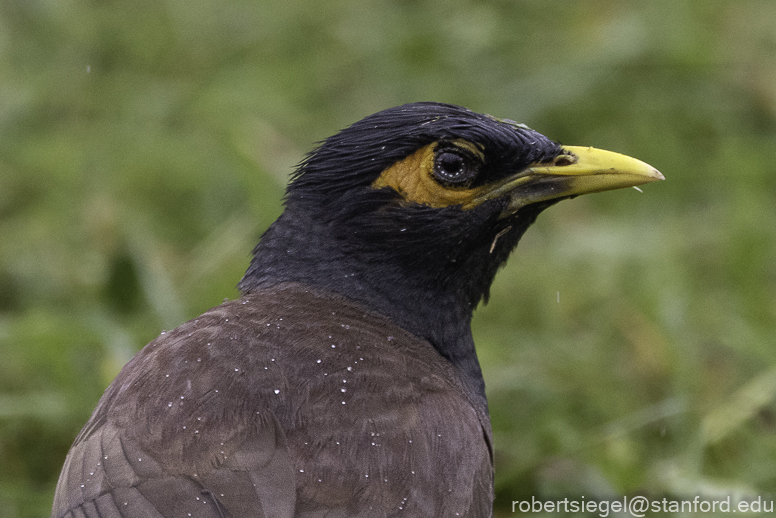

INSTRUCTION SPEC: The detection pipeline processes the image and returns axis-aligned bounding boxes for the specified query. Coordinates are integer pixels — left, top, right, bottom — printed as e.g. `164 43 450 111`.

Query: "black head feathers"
287 102 563 214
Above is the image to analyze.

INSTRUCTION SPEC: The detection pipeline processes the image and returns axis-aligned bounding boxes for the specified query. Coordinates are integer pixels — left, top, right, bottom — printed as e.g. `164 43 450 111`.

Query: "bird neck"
240 203 540 409
241 209 479 347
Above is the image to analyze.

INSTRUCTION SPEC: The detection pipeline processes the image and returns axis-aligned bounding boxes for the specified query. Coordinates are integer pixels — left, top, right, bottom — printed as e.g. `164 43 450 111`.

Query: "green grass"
1 0 775 516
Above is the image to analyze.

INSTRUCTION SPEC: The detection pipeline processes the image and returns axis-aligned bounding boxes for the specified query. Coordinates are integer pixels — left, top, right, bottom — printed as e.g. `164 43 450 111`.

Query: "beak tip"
651 168 665 182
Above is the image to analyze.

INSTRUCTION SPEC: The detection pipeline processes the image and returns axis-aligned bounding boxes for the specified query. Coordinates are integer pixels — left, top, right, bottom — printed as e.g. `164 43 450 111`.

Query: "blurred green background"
1 0 775 516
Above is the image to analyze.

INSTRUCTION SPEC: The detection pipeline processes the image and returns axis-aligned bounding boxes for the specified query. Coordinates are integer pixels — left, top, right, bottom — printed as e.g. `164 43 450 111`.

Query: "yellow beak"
467 145 664 215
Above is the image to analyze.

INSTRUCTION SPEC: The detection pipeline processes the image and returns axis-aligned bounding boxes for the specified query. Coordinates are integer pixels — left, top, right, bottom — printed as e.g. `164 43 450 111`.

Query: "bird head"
242 102 662 352
290 103 662 219
276 103 661 301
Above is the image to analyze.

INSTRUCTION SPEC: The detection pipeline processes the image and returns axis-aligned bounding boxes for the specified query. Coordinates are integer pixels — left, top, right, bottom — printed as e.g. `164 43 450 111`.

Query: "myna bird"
52 102 662 517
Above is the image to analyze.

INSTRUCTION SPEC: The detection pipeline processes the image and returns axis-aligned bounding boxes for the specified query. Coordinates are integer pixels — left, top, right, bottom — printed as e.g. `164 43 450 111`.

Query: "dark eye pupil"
439 154 464 176
433 149 478 187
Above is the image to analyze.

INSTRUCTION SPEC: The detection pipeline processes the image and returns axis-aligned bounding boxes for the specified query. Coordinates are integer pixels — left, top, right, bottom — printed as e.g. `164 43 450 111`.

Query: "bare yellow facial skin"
371 141 489 209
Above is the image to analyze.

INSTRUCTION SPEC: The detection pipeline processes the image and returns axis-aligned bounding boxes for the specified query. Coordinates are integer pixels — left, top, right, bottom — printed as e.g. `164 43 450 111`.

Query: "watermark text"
511 495 773 517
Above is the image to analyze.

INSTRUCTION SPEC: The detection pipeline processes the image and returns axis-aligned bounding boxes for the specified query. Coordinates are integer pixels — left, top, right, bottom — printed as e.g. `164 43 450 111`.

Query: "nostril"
553 154 577 167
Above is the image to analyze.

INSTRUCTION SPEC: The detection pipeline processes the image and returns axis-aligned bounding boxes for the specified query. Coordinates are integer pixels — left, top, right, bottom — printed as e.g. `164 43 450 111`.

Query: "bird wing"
52 296 299 518
53 412 294 518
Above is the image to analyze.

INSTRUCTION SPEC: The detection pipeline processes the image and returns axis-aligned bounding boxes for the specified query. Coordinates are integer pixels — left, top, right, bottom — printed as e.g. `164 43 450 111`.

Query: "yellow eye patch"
371 140 488 209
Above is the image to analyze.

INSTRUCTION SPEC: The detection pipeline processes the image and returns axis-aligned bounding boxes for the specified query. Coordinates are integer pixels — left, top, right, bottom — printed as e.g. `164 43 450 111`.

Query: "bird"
52 102 663 518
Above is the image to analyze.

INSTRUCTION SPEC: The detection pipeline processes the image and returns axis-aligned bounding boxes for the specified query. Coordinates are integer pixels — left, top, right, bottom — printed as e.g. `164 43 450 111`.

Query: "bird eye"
433 151 477 187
